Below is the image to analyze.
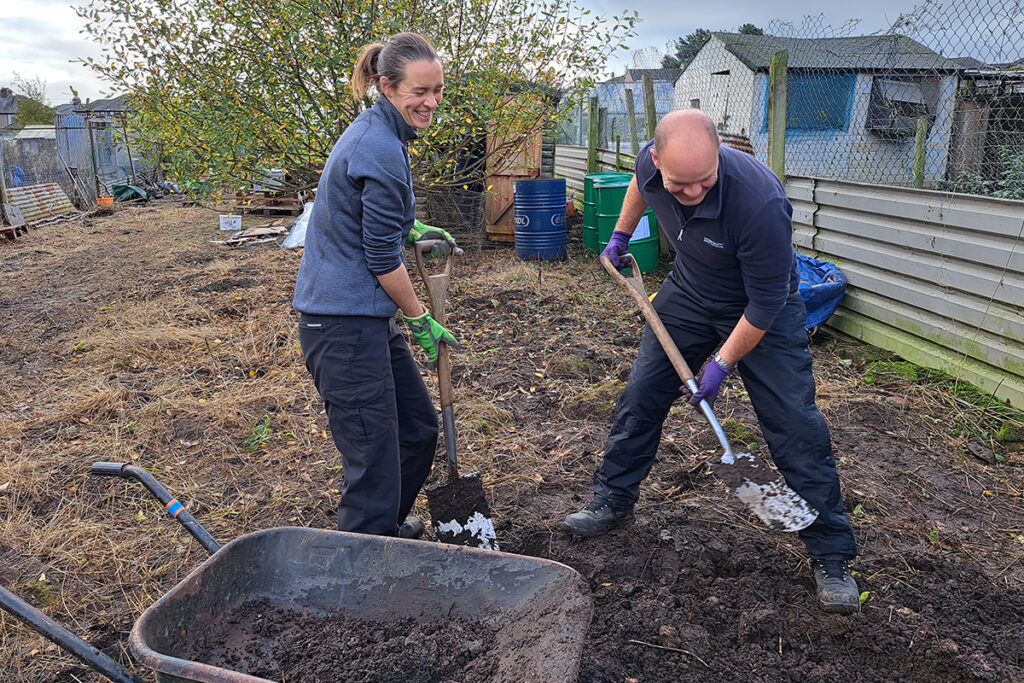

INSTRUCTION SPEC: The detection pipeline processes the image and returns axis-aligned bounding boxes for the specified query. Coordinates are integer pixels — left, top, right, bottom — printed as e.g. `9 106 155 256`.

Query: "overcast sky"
0 0 989 104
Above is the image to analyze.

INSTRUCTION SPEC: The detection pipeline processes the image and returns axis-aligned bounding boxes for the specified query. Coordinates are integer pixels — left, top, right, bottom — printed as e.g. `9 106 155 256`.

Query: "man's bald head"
654 109 720 155
650 109 721 207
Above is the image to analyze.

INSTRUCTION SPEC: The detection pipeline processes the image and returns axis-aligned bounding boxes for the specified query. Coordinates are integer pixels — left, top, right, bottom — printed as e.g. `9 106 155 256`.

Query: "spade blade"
711 453 818 532
426 472 498 550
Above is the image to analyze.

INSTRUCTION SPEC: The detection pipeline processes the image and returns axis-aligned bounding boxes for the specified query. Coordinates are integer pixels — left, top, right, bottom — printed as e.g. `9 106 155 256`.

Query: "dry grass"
1 201 1021 681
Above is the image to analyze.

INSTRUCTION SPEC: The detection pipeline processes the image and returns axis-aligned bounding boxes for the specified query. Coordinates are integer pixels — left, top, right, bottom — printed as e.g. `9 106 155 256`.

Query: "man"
564 110 859 614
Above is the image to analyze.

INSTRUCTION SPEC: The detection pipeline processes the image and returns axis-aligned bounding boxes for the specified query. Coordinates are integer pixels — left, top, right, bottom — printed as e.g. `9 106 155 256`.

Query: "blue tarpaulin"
796 253 846 334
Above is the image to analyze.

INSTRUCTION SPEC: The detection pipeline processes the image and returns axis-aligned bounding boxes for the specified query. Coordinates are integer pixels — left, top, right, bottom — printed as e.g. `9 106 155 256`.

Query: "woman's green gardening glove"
403 309 458 364
407 219 458 256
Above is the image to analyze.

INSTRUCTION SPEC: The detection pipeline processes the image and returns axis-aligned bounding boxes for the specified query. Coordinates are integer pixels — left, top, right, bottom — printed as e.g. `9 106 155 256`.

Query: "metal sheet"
7 183 76 223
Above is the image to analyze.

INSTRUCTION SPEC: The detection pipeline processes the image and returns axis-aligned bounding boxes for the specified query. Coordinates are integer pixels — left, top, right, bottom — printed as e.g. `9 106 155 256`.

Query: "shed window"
762 71 855 132
866 78 930 138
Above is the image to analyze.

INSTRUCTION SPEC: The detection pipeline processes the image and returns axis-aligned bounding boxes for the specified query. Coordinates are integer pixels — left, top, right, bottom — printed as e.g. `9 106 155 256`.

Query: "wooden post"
767 50 788 182
87 116 102 200
642 75 657 142
914 116 929 188
0 137 8 208
586 96 599 173
615 135 622 171
624 88 639 155
641 74 669 255
598 107 607 152
120 115 137 185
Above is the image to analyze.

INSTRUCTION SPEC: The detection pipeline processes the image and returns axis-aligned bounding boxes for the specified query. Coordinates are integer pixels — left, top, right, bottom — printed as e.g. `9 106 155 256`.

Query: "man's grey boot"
810 559 860 615
564 499 634 537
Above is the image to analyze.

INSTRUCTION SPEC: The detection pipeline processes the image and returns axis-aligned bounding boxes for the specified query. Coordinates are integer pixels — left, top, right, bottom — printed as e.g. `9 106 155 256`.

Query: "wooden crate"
485 223 515 243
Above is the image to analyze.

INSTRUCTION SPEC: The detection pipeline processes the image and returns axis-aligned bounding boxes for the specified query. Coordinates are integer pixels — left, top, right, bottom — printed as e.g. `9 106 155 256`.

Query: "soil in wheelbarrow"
194 599 500 682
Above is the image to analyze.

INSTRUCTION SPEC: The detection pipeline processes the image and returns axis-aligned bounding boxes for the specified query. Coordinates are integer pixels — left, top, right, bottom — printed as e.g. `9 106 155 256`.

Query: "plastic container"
594 181 660 274
583 172 633 254
219 214 242 231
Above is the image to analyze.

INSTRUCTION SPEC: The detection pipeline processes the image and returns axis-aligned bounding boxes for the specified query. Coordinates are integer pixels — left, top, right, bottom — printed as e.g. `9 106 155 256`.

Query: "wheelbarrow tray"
130 527 592 683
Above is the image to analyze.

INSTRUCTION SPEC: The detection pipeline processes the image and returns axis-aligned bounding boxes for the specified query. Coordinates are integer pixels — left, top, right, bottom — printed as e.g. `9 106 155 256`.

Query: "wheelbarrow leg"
0 585 142 683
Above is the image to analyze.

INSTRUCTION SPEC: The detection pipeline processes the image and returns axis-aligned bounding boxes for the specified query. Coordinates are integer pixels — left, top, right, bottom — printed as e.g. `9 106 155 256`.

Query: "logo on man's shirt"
703 236 724 249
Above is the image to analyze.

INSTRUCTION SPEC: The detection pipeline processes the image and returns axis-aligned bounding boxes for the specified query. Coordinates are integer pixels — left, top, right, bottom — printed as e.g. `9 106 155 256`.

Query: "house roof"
713 32 962 73
949 56 989 69
55 94 130 116
0 93 17 116
14 125 56 140
606 68 681 84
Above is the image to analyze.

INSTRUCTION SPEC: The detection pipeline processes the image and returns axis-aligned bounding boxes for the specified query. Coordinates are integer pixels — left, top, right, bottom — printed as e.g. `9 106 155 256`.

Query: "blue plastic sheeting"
796 253 847 333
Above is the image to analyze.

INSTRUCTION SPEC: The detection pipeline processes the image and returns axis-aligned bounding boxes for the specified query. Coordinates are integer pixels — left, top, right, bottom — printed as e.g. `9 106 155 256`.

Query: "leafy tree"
661 29 710 69
76 0 637 197
661 24 764 69
9 73 55 127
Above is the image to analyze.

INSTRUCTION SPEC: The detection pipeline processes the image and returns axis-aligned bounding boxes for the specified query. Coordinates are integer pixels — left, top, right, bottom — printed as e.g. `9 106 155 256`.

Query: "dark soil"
425 471 496 546
195 599 500 682
1 202 1021 682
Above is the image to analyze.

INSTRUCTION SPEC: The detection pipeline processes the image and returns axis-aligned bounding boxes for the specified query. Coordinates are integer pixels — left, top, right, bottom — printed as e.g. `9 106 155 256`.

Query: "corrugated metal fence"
556 144 1024 408
554 145 634 201
791 176 1024 408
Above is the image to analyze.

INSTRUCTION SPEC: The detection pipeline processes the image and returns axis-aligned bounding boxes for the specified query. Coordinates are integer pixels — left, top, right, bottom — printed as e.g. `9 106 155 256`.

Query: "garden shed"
675 33 963 187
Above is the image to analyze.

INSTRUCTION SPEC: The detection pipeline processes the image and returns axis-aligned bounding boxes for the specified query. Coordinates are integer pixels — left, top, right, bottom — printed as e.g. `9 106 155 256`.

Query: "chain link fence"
1 104 159 220
555 70 679 156
672 0 1024 194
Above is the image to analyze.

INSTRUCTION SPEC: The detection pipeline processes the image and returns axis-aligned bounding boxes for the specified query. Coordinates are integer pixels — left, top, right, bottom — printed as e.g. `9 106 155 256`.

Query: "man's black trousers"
593 273 857 560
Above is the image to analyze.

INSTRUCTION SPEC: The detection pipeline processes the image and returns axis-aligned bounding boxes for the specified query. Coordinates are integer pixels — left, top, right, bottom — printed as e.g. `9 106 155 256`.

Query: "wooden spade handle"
414 241 454 408
600 253 696 385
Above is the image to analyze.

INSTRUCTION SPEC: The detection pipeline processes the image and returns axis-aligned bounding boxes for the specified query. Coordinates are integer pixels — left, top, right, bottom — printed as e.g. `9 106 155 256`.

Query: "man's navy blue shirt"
635 140 799 330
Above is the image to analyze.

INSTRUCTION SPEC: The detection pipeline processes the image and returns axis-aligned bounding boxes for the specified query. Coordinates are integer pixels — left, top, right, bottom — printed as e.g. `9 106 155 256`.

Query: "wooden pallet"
485 223 515 243
1 224 28 241
233 191 303 216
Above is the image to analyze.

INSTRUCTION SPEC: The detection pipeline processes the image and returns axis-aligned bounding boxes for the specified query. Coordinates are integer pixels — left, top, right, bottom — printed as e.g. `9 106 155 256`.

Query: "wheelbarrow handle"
0 585 143 683
91 462 221 555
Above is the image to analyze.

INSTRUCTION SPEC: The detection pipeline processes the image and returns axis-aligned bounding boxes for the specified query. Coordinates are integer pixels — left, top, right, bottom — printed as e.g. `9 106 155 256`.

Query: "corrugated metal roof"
714 33 963 73
7 183 76 223
14 125 56 140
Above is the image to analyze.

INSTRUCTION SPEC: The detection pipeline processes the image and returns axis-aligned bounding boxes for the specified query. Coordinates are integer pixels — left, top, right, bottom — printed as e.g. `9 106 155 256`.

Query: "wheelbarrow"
1 463 593 683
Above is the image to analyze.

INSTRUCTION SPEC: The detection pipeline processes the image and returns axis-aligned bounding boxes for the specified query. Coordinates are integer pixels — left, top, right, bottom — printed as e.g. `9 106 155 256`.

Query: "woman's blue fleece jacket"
293 96 418 317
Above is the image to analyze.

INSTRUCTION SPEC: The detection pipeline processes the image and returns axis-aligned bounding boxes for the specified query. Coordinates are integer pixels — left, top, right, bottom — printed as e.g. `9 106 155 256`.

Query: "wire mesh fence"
1 104 159 220
555 69 679 156
673 0 1024 194
555 0 1023 197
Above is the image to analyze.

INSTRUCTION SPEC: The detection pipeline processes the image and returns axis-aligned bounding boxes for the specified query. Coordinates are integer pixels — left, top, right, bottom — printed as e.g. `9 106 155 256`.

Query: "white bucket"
219 214 242 231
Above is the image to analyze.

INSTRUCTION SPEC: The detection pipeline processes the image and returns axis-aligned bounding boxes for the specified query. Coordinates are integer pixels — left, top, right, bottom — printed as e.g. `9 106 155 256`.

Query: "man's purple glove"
686 354 733 407
601 230 632 269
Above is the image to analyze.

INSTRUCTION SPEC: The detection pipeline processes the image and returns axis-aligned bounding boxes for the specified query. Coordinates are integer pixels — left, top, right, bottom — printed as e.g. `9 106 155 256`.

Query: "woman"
293 32 456 538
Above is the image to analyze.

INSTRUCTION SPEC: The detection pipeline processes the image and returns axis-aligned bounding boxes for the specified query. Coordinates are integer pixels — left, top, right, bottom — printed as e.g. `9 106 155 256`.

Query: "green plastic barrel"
594 179 630 244
594 202 660 274
583 172 632 254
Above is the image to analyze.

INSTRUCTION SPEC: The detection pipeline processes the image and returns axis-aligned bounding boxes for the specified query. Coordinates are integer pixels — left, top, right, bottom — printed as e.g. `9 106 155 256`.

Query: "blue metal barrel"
514 178 567 259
